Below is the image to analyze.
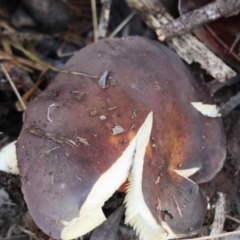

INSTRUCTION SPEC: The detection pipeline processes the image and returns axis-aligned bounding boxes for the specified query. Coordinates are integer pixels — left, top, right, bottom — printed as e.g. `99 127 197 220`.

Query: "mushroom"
16 36 226 240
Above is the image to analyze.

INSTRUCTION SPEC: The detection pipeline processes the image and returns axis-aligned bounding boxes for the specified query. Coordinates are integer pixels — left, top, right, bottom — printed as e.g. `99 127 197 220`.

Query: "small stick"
226 215 240 225
98 0 112 39
210 193 226 236
109 12 136 38
126 0 236 82
219 91 240 116
207 74 240 94
230 32 240 52
158 0 240 41
1 64 26 110
91 0 98 42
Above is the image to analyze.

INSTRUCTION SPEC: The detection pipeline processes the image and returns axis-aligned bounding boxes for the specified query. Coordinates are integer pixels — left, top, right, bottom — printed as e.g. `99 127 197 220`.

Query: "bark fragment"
159 0 240 41
126 0 236 82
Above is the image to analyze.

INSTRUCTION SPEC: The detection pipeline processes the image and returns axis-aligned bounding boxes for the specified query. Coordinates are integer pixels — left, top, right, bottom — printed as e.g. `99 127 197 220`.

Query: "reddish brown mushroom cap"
16 37 225 240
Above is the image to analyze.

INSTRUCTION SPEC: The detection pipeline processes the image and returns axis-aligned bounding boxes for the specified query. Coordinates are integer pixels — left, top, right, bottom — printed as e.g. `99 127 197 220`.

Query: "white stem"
0 141 19 174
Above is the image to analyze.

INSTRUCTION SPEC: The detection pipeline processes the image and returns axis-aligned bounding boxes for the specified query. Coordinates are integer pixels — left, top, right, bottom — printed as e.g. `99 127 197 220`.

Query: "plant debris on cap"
16 37 226 240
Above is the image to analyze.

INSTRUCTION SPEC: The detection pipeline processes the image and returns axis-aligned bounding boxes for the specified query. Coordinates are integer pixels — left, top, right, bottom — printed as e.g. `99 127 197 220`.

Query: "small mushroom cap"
17 37 226 239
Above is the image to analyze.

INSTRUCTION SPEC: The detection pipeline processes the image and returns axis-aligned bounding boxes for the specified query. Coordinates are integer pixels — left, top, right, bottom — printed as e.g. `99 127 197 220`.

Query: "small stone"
100 115 107 121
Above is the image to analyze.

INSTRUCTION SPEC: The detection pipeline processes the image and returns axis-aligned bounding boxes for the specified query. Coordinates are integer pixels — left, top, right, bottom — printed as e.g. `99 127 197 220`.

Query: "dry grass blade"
11 43 98 78
11 43 53 69
16 226 41 240
0 50 45 72
1 63 26 110
15 70 47 111
1 39 12 54
53 67 98 78
1 235 29 240
182 230 240 240
0 20 16 33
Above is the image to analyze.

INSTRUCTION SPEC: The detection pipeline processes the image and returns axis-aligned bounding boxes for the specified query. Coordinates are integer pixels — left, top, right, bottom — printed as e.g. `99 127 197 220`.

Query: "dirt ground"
1 0 240 240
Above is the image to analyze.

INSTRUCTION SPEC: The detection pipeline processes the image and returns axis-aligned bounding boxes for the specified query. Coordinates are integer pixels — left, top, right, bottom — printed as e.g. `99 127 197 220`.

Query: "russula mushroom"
16 36 226 240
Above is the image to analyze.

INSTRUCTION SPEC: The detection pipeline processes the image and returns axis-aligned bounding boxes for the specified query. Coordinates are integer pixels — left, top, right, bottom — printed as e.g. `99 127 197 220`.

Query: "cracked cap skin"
16 36 226 240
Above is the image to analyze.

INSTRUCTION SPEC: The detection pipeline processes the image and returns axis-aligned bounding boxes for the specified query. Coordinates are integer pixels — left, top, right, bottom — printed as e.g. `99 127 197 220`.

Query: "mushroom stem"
0 141 19 174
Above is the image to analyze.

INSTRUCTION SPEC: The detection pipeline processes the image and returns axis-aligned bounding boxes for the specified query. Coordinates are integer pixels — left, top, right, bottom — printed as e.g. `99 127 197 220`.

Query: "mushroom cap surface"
16 36 226 239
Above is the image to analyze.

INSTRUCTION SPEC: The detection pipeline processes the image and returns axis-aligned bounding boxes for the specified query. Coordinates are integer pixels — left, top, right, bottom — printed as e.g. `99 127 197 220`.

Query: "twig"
210 193 226 236
219 92 240 117
181 230 240 240
91 0 98 41
226 215 240 225
98 0 112 39
207 74 240 94
16 225 41 240
230 32 240 52
158 0 240 41
1 63 26 110
125 0 236 82
109 12 136 38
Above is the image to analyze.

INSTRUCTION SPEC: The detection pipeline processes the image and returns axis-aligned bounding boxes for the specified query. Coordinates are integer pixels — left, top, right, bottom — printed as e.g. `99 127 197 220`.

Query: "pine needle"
11 43 98 78
109 12 135 38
